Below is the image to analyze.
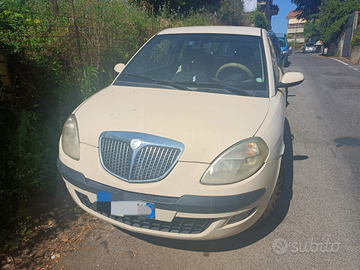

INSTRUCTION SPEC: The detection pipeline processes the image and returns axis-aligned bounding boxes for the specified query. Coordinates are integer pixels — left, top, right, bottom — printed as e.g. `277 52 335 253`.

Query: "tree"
130 0 220 15
303 15 320 42
291 0 321 20
219 0 248 26
251 11 269 30
319 0 360 47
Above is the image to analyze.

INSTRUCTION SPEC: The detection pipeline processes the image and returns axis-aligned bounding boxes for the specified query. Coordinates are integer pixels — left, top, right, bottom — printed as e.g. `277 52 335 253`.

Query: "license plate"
96 191 155 219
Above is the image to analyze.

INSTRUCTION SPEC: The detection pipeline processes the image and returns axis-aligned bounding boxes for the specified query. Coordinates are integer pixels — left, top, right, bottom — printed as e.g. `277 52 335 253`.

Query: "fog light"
227 208 256 225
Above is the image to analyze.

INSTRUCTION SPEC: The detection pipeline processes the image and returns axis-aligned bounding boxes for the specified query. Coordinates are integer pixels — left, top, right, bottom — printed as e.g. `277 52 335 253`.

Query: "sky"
244 0 299 34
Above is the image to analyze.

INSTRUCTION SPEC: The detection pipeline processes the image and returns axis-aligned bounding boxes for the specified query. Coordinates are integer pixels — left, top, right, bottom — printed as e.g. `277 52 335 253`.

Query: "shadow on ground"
119 118 301 252
334 136 360 147
6 174 99 269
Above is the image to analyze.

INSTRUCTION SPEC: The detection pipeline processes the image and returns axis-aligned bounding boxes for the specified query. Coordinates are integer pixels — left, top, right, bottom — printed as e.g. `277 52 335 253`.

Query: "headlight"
200 137 268 185
61 114 80 160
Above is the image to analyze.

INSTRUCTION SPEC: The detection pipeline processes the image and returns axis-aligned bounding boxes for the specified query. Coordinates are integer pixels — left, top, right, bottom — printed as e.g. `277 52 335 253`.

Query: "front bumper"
57 154 282 240
305 48 316 53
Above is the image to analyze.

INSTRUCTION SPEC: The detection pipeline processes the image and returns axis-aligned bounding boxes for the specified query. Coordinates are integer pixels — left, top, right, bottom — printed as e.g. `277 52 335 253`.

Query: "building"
286 10 306 45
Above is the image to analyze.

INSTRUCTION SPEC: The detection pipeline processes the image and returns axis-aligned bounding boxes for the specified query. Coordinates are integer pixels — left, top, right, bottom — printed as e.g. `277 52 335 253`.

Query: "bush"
0 0 221 251
350 28 360 49
0 103 46 249
319 0 360 47
304 19 320 43
287 40 303 50
218 0 249 26
251 11 269 30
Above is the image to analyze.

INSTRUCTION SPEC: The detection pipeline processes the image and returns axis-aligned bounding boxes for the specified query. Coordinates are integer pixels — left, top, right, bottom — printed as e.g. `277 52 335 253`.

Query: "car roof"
276 33 286 37
157 26 262 36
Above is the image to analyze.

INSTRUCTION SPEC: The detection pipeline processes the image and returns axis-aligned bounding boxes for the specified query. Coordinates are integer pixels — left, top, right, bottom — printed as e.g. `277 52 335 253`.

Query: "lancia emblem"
130 139 142 150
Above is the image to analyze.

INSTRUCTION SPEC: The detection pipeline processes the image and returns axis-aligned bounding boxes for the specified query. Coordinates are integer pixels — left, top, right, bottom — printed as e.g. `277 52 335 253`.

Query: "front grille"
100 138 131 179
75 191 213 234
99 132 183 182
131 146 180 180
114 216 212 234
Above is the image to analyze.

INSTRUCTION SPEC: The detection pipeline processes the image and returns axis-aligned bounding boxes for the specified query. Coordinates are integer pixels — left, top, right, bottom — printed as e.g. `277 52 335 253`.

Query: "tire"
257 162 285 222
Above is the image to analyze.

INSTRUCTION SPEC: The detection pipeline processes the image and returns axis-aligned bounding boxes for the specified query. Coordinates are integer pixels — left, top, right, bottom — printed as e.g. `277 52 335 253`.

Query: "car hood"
75 85 269 163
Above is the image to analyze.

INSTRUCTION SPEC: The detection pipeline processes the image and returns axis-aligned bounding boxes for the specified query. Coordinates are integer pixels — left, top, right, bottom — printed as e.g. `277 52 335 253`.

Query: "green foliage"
0 1 219 101
319 0 360 47
292 0 360 48
0 104 46 249
351 28 360 49
304 19 320 42
251 11 269 30
130 0 220 15
157 4 218 28
80 65 99 100
288 40 303 50
0 0 220 251
218 0 249 26
291 0 322 20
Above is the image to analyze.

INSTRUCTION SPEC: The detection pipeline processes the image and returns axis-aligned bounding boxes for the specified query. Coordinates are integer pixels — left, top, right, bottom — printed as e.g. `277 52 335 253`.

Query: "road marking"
330 58 360 72
330 58 348 66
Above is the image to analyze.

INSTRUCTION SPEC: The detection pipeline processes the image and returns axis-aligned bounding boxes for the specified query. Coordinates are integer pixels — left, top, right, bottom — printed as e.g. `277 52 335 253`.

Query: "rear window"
277 37 286 47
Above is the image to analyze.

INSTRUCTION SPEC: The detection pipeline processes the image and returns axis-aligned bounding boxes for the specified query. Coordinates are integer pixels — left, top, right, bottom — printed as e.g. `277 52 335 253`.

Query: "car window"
269 36 281 58
277 37 286 47
267 35 280 85
114 34 269 97
267 36 277 62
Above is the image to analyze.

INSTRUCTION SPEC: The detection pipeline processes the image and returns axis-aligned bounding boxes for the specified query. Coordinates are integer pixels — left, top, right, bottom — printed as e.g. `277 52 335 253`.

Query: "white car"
302 42 316 53
57 26 304 240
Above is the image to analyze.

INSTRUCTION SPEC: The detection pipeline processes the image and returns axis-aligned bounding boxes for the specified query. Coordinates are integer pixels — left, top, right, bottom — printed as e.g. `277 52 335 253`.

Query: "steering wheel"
215 63 253 80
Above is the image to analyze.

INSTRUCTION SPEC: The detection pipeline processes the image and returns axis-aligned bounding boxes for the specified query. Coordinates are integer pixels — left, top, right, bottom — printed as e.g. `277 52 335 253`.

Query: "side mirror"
281 49 292 57
277 72 304 88
114 63 125 73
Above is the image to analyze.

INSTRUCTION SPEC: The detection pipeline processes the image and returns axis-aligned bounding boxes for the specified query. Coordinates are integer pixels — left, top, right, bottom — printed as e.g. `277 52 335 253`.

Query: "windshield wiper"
179 82 250 96
121 73 189 90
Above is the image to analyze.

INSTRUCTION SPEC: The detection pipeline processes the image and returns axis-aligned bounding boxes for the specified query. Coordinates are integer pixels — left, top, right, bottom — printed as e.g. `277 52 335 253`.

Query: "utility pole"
294 24 297 50
265 0 273 28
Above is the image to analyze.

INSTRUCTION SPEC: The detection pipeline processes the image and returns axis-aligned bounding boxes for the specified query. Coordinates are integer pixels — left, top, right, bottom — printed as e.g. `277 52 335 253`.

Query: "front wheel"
257 162 285 222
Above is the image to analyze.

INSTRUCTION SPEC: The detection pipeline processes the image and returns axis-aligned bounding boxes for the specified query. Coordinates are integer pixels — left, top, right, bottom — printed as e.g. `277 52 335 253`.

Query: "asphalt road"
56 52 360 270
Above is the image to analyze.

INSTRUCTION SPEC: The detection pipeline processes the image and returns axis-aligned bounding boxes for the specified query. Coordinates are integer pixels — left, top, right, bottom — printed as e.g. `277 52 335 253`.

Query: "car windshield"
114 33 268 97
306 42 315 46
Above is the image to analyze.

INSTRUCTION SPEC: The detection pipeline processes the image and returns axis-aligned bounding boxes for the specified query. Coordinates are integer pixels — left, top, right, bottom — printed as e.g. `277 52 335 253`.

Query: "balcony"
288 23 305 28
287 28 304 34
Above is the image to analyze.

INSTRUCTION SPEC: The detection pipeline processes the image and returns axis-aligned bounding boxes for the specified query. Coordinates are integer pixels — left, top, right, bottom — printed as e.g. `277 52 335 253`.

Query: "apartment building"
286 10 306 45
